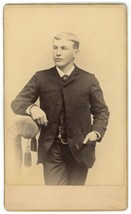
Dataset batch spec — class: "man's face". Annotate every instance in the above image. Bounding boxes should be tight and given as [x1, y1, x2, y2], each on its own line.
[52, 38, 78, 69]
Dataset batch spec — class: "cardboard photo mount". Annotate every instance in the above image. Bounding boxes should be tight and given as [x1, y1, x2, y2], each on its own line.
[4, 3, 127, 211]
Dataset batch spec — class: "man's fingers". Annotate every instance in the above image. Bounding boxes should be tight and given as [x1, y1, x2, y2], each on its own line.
[83, 132, 98, 144]
[44, 122, 48, 126]
[39, 117, 45, 125]
[30, 107, 48, 125]
[36, 118, 42, 125]
[43, 113, 48, 124]
[35, 115, 48, 125]
[83, 134, 90, 144]
[42, 113, 48, 126]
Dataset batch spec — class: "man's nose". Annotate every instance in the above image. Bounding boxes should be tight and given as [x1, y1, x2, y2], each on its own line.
[56, 49, 61, 56]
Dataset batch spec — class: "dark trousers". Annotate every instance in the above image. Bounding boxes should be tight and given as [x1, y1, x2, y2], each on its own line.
[43, 140, 88, 185]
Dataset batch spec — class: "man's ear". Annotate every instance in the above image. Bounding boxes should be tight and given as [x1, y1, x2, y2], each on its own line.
[74, 49, 79, 58]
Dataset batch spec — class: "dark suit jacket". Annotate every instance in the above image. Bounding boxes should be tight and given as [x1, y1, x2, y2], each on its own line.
[11, 65, 110, 168]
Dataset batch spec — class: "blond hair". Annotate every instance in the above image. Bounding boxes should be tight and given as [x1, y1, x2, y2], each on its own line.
[54, 32, 80, 49]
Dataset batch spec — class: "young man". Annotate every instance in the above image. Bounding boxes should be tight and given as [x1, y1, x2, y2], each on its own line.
[11, 32, 110, 185]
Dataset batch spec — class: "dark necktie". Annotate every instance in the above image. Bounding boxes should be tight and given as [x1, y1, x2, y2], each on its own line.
[62, 75, 69, 81]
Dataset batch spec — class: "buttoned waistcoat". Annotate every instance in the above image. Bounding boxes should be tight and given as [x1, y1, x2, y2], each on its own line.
[11, 65, 110, 168]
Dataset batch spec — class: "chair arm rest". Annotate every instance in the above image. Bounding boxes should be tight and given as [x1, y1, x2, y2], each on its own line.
[14, 115, 39, 139]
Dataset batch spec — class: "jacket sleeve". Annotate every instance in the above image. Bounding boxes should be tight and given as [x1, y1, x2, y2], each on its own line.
[89, 74, 110, 141]
[11, 73, 39, 115]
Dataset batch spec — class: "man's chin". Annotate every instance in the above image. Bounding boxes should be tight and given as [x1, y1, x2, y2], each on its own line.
[55, 63, 65, 69]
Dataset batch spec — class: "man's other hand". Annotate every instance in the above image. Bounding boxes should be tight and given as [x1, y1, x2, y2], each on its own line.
[83, 131, 98, 144]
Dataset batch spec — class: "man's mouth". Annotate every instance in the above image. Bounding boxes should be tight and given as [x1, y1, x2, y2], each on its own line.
[55, 58, 63, 61]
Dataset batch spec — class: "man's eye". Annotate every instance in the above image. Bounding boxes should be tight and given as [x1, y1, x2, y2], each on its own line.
[62, 47, 68, 50]
[53, 46, 57, 49]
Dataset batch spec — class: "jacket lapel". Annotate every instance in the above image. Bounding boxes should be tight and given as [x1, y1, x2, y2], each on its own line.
[64, 66, 79, 86]
[50, 65, 79, 87]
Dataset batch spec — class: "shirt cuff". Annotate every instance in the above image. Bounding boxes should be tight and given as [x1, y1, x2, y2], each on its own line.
[93, 131, 101, 140]
[26, 104, 38, 115]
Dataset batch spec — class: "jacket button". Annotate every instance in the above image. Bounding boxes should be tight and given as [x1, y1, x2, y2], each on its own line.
[56, 104, 60, 108]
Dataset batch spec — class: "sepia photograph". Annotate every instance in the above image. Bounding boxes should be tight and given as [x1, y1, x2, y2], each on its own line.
[4, 4, 127, 211]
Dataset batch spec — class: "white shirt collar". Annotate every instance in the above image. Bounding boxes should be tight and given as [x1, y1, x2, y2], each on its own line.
[56, 65, 75, 77]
